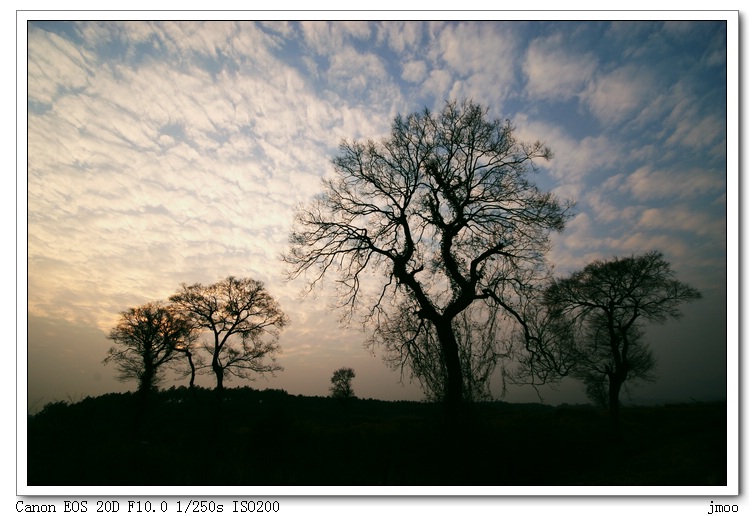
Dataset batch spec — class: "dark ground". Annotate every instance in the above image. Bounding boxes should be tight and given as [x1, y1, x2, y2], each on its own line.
[26, 386, 727, 486]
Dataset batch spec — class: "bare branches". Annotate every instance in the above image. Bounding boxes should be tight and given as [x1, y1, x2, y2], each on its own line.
[546, 251, 702, 327]
[286, 99, 568, 318]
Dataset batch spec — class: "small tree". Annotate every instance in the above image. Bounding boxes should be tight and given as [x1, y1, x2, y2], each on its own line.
[330, 367, 356, 399]
[169, 276, 289, 392]
[544, 251, 701, 427]
[104, 302, 192, 396]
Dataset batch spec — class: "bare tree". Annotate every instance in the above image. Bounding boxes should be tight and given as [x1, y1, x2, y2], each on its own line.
[330, 367, 356, 399]
[104, 302, 192, 395]
[285, 99, 571, 414]
[544, 251, 701, 426]
[169, 276, 289, 392]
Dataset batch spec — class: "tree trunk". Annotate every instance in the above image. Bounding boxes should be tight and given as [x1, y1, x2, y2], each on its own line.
[214, 367, 224, 392]
[139, 359, 155, 395]
[436, 319, 464, 419]
[185, 350, 196, 389]
[607, 376, 621, 430]
[210, 356, 225, 437]
[134, 363, 154, 440]
[212, 356, 224, 393]
[607, 367, 628, 433]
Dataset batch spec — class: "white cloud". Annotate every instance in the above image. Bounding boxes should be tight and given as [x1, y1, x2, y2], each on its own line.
[27, 26, 94, 106]
[523, 33, 597, 101]
[76, 20, 156, 50]
[584, 64, 654, 126]
[609, 232, 690, 260]
[376, 21, 423, 54]
[512, 114, 622, 188]
[438, 22, 516, 76]
[420, 69, 453, 101]
[433, 22, 519, 105]
[549, 212, 609, 275]
[401, 60, 426, 83]
[637, 205, 725, 240]
[585, 190, 642, 225]
[622, 165, 725, 202]
[299, 21, 372, 57]
[26, 21, 402, 334]
[325, 46, 394, 103]
[666, 105, 726, 156]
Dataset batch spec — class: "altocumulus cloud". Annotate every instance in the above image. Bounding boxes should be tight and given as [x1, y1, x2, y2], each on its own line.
[24, 19, 731, 408]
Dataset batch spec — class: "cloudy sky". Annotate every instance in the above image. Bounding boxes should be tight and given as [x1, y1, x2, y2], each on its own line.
[22, 17, 733, 413]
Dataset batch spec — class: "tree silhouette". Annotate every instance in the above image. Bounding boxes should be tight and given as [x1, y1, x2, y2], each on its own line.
[285, 99, 570, 414]
[543, 251, 702, 427]
[169, 276, 289, 393]
[330, 367, 356, 399]
[104, 302, 192, 396]
[170, 332, 201, 390]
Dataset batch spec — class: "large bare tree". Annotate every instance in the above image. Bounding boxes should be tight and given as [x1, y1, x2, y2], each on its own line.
[544, 251, 702, 427]
[169, 276, 289, 392]
[285, 100, 571, 412]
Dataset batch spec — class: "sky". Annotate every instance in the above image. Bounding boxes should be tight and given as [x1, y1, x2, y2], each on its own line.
[21, 16, 734, 414]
